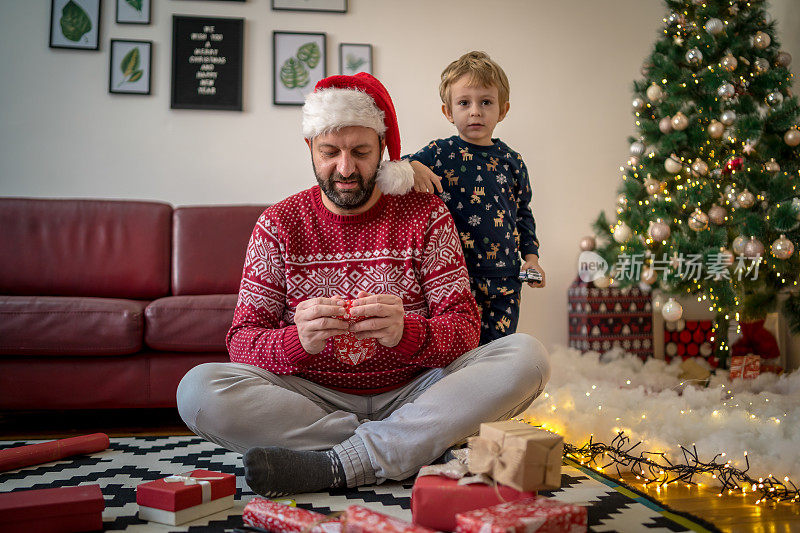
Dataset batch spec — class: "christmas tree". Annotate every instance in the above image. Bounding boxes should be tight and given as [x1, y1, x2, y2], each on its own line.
[592, 0, 800, 367]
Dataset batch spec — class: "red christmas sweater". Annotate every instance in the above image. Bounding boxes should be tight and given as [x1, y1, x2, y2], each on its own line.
[226, 186, 481, 394]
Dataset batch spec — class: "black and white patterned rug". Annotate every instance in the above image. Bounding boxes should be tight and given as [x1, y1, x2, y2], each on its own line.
[0, 436, 720, 532]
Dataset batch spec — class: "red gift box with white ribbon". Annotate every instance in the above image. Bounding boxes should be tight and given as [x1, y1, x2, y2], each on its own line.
[729, 354, 761, 380]
[136, 469, 236, 525]
[455, 497, 587, 533]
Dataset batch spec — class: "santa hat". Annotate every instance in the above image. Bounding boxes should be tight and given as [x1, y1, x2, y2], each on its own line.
[302, 72, 414, 195]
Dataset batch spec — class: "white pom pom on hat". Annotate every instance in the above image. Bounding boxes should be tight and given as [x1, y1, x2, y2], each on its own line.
[302, 72, 414, 195]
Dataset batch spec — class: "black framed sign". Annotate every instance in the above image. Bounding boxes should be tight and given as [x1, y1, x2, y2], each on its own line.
[171, 15, 244, 111]
[49, 0, 101, 50]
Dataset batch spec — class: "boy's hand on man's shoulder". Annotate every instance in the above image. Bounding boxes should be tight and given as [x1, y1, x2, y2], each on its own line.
[410, 160, 443, 194]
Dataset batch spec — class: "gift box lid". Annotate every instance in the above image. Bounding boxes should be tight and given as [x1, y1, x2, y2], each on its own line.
[0, 484, 104, 523]
[136, 469, 236, 512]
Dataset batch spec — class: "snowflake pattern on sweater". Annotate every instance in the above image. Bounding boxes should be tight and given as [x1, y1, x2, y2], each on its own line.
[408, 136, 539, 277]
[226, 186, 481, 394]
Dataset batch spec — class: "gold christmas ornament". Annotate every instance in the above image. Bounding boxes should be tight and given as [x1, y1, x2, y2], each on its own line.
[776, 51, 793, 67]
[708, 204, 727, 225]
[659, 117, 673, 134]
[644, 178, 661, 195]
[720, 54, 738, 71]
[691, 158, 708, 176]
[641, 267, 658, 285]
[626, 156, 640, 169]
[737, 189, 755, 208]
[766, 91, 784, 106]
[685, 48, 703, 65]
[784, 129, 800, 147]
[671, 112, 689, 131]
[646, 83, 664, 102]
[592, 275, 612, 289]
[753, 31, 771, 50]
[662, 298, 683, 322]
[754, 57, 770, 74]
[632, 97, 646, 112]
[580, 236, 597, 252]
[617, 194, 628, 207]
[688, 209, 709, 231]
[764, 158, 781, 172]
[648, 220, 671, 241]
[664, 154, 683, 173]
[613, 222, 632, 243]
[708, 120, 725, 139]
[743, 237, 765, 258]
[771, 235, 794, 260]
[732, 235, 748, 255]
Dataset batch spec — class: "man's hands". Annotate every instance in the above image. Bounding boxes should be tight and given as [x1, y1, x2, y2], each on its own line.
[295, 292, 406, 353]
[347, 291, 405, 348]
[410, 160, 443, 194]
[522, 254, 546, 288]
[294, 296, 348, 354]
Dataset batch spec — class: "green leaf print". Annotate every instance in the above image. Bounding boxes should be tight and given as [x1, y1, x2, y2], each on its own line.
[125, 0, 143, 11]
[60, 0, 92, 42]
[120, 47, 140, 78]
[297, 42, 321, 68]
[129, 70, 143, 82]
[280, 57, 310, 89]
[345, 54, 366, 73]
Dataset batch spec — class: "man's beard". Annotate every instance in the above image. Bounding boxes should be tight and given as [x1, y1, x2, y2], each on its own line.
[314, 162, 379, 210]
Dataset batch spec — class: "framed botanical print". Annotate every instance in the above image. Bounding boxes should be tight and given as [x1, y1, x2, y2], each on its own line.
[109, 40, 152, 95]
[116, 0, 151, 25]
[50, 0, 101, 50]
[339, 43, 372, 75]
[273, 31, 326, 106]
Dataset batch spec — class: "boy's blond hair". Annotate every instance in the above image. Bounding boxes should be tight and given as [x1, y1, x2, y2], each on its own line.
[439, 51, 510, 112]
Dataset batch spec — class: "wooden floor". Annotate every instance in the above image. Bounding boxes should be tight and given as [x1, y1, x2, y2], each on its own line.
[1, 410, 799, 532]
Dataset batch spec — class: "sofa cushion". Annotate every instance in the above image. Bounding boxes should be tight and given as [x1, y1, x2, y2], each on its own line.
[172, 205, 265, 295]
[145, 294, 238, 352]
[0, 198, 172, 299]
[0, 296, 148, 355]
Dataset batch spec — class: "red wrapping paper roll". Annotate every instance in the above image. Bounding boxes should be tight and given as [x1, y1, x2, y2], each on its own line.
[0, 433, 110, 472]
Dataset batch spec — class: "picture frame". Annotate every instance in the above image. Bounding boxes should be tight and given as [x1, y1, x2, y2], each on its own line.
[109, 39, 152, 95]
[116, 0, 151, 25]
[339, 43, 372, 75]
[271, 0, 346, 13]
[49, 0, 101, 50]
[273, 31, 326, 106]
[171, 16, 245, 111]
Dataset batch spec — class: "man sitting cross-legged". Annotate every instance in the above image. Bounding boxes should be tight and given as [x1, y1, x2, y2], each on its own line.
[176, 73, 551, 497]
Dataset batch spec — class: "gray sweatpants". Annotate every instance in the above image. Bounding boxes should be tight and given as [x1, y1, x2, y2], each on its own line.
[176, 332, 550, 485]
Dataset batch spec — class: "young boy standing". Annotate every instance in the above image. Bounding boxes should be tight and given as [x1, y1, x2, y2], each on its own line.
[408, 51, 545, 345]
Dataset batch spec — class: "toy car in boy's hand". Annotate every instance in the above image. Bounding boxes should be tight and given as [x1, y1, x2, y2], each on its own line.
[519, 269, 543, 284]
[334, 300, 377, 366]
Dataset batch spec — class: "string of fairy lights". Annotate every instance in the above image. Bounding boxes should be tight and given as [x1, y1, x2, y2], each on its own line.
[560, 432, 798, 505]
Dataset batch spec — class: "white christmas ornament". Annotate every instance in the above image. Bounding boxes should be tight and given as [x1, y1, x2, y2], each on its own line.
[717, 83, 736, 99]
[720, 110, 736, 125]
[630, 141, 646, 157]
[662, 298, 683, 322]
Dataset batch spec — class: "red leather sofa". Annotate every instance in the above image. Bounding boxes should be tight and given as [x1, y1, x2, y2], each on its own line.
[0, 198, 265, 410]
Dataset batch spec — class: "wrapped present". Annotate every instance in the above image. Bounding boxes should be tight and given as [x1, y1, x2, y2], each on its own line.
[0, 433, 109, 473]
[729, 354, 761, 380]
[0, 484, 104, 533]
[136, 469, 236, 526]
[468, 420, 562, 492]
[731, 319, 780, 360]
[411, 471, 537, 532]
[455, 497, 587, 533]
[344, 505, 435, 533]
[243, 498, 341, 533]
[334, 300, 377, 365]
[664, 320, 717, 367]
[567, 276, 652, 359]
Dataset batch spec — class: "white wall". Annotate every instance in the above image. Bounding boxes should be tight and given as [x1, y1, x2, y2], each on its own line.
[1, 0, 798, 351]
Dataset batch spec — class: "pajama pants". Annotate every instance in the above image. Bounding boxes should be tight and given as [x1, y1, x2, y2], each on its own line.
[176, 333, 550, 485]
[471, 276, 522, 345]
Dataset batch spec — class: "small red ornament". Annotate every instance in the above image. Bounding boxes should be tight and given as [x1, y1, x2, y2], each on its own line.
[723, 156, 744, 174]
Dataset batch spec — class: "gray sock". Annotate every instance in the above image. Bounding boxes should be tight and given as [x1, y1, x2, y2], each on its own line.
[243, 446, 345, 497]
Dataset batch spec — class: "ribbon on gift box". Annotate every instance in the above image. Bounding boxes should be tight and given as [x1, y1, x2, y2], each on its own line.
[467, 436, 529, 481]
[164, 473, 225, 504]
